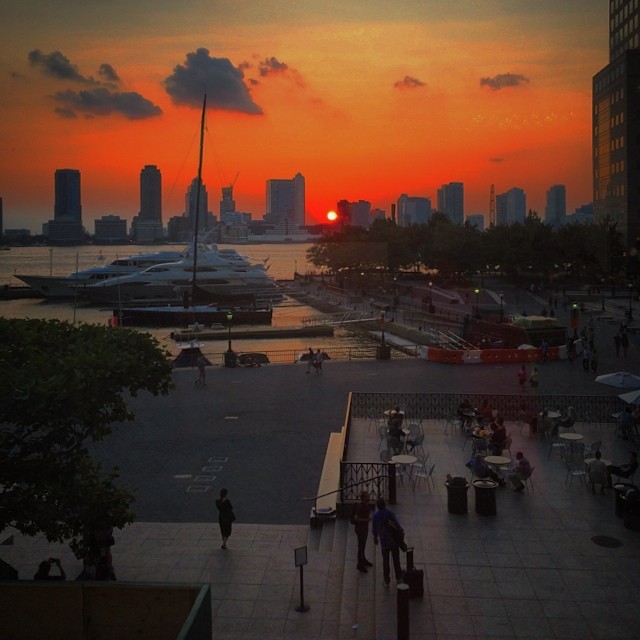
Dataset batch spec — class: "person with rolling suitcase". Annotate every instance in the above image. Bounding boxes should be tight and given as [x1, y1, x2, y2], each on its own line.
[403, 547, 424, 598]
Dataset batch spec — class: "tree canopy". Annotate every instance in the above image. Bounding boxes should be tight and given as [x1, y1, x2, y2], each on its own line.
[0, 318, 174, 554]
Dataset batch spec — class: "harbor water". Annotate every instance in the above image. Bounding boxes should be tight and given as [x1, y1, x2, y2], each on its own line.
[0, 243, 377, 358]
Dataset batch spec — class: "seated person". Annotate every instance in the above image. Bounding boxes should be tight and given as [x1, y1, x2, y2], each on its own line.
[558, 406, 577, 430]
[588, 451, 607, 494]
[387, 407, 404, 439]
[539, 410, 556, 438]
[607, 451, 639, 487]
[488, 417, 507, 455]
[479, 399, 493, 423]
[508, 451, 531, 493]
[466, 453, 505, 485]
[457, 399, 473, 428]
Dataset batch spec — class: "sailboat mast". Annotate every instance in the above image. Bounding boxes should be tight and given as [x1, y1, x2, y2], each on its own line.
[190, 94, 207, 306]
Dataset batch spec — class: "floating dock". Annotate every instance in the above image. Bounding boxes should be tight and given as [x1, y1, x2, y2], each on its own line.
[170, 324, 334, 342]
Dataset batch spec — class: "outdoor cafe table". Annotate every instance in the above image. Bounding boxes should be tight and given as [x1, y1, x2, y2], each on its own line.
[484, 455, 511, 482]
[391, 454, 417, 484]
[585, 457, 611, 467]
[559, 433, 584, 441]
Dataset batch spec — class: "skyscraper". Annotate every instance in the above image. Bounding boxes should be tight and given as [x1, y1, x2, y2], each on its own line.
[436, 182, 464, 224]
[545, 185, 566, 229]
[593, 0, 640, 254]
[265, 173, 305, 227]
[185, 177, 210, 233]
[397, 194, 431, 226]
[54, 169, 81, 220]
[140, 165, 162, 222]
[496, 188, 526, 226]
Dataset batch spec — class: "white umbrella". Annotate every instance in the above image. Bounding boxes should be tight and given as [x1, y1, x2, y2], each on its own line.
[595, 372, 640, 389]
[618, 389, 640, 405]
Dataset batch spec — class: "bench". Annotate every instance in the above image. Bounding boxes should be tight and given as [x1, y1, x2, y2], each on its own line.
[310, 431, 344, 526]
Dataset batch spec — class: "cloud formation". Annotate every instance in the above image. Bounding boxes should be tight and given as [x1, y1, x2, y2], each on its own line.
[480, 73, 530, 91]
[393, 76, 426, 90]
[258, 56, 288, 77]
[28, 49, 88, 83]
[165, 48, 263, 115]
[28, 49, 162, 119]
[53, 88, 162, 120]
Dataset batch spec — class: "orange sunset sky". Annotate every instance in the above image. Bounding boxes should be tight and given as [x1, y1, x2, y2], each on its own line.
[1, 1, 609, 233]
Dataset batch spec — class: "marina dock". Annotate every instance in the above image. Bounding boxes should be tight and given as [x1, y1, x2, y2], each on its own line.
[170, 324, 334, 342]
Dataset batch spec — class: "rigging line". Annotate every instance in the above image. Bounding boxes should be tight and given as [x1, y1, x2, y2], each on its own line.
[165, 120, 200, 207]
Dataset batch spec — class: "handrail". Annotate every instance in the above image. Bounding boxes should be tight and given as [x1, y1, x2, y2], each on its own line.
[304, 474, 388, 502]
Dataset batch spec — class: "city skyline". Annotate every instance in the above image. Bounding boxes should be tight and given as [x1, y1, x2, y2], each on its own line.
[2, 1, 608, 232]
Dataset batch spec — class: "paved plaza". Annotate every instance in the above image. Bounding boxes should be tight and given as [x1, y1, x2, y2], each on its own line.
[2, 288, 640, 639]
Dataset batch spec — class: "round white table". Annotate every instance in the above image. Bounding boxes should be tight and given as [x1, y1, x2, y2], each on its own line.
[391, 454, 417, 465]
[559, 433, 584, 441]
[585, 457, 611, 466]
[484, 455, 511, 466]
[547, 411, 561, 419]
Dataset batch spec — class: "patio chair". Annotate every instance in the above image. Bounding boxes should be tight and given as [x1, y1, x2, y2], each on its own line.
[377, 425, 387, 450]
[521, 466, 535, 492]
[367, 408, 384, 433]
[548, 436, 565, 459]
[406, 432, 425, 457]
[564, 459, 588, 488]
[584, 439, 602, 458]
[411, 454, 430, 488]
[444, 415, 460, 434]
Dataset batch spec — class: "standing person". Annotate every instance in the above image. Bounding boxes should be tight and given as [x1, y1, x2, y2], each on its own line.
[305, 347, 314, 373]
[372, 498, 404, 587]
[621, 330, 629, 357]
[614, 332, 621, 357]
[351, 491, 373, 573]
[590, 347, 599, 373]
[588, 451, 607, 494]
[529, 366, 539, 392]
[517, 365, 527, 392]
[196, 354, 207, 386]
[34, 558, 66, 581]
[582, 343, 591, 372]
[313, 349, 323, 374]
[540, 339, 549, 363]
[215, 488, 235, 549]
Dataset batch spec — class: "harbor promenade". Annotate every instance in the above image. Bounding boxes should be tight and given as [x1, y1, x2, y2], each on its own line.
[2, 283, 639, 639]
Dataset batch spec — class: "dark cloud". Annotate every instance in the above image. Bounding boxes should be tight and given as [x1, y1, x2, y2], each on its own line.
[54, 106, 77, 119]
[28, 49, 88, 83]
[259, 56, 288, 77]
[99, 63, 120, 84]
[165, 48, 263, 115]
[393, 76, 426, 90]
[480, 73, 530, 91]
[53, 88, 162, 120]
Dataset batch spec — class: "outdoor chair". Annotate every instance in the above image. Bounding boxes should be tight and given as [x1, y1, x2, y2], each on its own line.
[564, 459, 588, 488]
[548, 436, 565, 459]
[521, 466, 535, 492]
[377, 425, 387, 450]
[444, 416, 460, 434]
[584, 439, 602, 458]
[406, 432, 425, 457]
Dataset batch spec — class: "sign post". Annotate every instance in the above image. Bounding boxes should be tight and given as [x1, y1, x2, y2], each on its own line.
[294, 546, 309, 612]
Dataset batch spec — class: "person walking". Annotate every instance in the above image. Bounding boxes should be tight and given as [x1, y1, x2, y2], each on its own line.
[582, 343, 591, 372]
[313, 349, 323, 375]
[215, 488, 235, 549]
[351, 490, 373, 573]
[196, 354, 207, 386]
[590, 347, 599, 373]
[517, 365, 527, 392]
[529, 366, 539, 392]
[305, 347, 314, 373]
[372, 498, 404, 587]
[614, 332, 621, 357]
[621, 330, 629, 357]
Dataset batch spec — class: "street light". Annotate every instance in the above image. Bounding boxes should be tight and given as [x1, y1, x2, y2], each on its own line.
[499, 291, 504, 323]
[629, 283, 634, 321]
[428, 281, 434, 314]
[474, 288, 480, 319]
[223, 311, 236, 367]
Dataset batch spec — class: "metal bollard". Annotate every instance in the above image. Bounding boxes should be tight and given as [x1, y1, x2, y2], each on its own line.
[396, 582, 410, 640]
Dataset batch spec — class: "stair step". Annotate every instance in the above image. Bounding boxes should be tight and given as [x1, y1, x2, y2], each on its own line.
[318, 519, 335, 553]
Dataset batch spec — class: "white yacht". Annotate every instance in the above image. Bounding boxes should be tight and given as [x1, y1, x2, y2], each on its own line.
[83, 247, 280, 305]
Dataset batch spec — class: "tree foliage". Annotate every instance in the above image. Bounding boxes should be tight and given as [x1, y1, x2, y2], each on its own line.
[0, 318, 174, 553]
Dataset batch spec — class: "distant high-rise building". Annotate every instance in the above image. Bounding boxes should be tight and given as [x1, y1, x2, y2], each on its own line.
[49, 169, 84, 244]
[545, 185, 566, 228]
[54, 169, 81, 221]
[335, 199, 372, 227]
[220, 185, 236, 217]
[593, 0, 640, 254]
[496, 188, 526, 225]
[466, 214, 485, 231]
[436, 182, 464, 224]
[94, 215, 128, 244]
[397, 194, 431, 226]
[139, 165, 162, 222]
[185, 177, 210, 233]
[265, 173, 305, 227]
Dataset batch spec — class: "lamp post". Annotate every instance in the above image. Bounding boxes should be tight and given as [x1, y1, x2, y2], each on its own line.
[499, 291, 504, 323]
[474, 288, 480, 319]
[224, 311, 236, 367]
[629, 283, 634, 321]
[428, 281, 434, 314]
[377, 309, 390, 360]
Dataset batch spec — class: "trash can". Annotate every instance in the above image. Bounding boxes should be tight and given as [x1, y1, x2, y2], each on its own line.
[224, 349, 237, 368]
[613, 483, 637, 518]
[473, 479, 498, 516]
[445, 478, 469, 514]
[376, 344, 391, 360]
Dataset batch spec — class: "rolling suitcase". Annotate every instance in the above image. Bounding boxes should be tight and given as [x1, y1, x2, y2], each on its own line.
[404, 547, 424, 598]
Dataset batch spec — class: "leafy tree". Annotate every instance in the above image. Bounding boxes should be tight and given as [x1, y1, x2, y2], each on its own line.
[0, 319, 174, 554]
